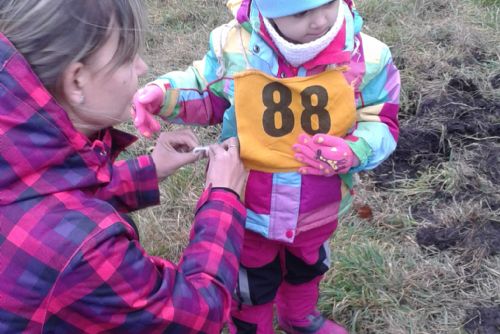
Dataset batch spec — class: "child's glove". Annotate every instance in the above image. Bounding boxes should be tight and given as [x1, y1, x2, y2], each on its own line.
[131, 85, 163, 138]
[292, 133, 359, 175]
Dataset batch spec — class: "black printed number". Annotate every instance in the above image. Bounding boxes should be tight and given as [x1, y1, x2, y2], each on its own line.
[261, 83, 331, 137]
[300, 85, 330, 135]
[262, 82, 294, 137]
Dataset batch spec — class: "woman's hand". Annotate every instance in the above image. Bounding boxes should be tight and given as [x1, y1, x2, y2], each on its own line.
[205, 137, 246, 197]
[151, 129, 200, 180]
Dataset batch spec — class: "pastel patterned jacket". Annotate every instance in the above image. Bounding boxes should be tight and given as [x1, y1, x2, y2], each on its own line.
[153, 0, 400, 243]
[0, 33, 246, 333]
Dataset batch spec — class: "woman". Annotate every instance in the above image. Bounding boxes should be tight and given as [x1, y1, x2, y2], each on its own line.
[0, 1, 246, 333]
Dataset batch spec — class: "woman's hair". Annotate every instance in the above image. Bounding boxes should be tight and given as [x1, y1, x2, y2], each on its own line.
[0, 0, 145, 93]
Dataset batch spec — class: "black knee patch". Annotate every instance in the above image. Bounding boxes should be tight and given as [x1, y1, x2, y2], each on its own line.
[284, 245, 329, 284]
[236, 254, 282, 305]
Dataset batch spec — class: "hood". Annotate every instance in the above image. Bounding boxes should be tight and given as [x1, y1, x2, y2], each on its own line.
[0, 33, 137, 206]
[229, 0, 364, 66]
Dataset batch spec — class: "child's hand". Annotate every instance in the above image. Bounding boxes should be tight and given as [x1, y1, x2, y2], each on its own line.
[292, 133, 359, 176]
[151, 129, 200, 180]
[131, 85, 163, 138]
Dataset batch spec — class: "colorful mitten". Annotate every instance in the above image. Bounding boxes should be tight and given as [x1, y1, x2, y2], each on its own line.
[131, 84, 163, 138]
[292, 133, 359, 175]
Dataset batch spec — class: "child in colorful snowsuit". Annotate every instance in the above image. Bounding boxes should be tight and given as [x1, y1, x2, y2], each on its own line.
[133, 0, 400, 332]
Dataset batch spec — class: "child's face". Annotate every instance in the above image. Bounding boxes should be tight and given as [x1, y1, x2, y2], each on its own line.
[272, 0, 340, 44]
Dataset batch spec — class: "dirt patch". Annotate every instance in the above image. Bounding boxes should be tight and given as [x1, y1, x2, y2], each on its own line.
[416, 220, 500, 257]
[372, 126, 446, 181]
[464, 305, 500, 334]
[370, 72, 500, 262]
[373, 75, 500, 194]
[416, 226, 465, 251]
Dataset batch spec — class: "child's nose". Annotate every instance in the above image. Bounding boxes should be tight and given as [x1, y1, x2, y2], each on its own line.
[310, 11, 329, 29]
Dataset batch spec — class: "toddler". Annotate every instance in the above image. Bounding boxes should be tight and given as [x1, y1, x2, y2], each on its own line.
[134, 0, 400, 332]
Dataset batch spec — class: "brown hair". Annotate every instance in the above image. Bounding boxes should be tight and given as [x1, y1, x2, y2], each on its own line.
[0, 0, 146, 93]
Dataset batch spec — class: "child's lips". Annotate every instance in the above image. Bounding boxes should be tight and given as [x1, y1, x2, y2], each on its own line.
[308, 30, 328, 39]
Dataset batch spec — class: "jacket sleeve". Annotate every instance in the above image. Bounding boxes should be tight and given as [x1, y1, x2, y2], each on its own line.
[91, 155, 160, 213]
[347, 33, 400, 172]
[150, 29, 231, 126]
[45, 188, 246, 334]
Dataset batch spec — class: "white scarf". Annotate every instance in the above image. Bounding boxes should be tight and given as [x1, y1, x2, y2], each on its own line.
[262, 1, 345, 67]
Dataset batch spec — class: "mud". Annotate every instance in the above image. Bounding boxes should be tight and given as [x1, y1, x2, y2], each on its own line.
[464, 306, 500, 334]
[374, 76, 500, 186]
[415, 220, 500, 257]
[369, 72, 500, 326]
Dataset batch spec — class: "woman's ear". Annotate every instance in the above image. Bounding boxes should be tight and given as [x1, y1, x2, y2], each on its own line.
[60, 62, 87, 107]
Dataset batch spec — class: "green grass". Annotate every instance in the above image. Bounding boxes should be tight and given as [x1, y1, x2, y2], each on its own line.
[125, 0, 500, 332]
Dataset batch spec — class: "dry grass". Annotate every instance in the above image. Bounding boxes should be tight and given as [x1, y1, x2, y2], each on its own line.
[123, 0, 500, 332]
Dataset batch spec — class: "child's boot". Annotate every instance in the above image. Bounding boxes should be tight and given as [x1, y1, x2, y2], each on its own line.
[276, 278, 348, 334]
[278, 310, 348, 334]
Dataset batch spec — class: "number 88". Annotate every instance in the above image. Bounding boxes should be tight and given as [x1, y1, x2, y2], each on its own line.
[262, 82, 331, 137]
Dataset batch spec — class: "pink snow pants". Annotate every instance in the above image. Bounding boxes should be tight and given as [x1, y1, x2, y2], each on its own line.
[229, 220, 338, 334]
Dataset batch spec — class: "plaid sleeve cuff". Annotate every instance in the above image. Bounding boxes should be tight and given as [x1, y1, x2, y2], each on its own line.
[132, 155, 161, 208]
[195, 184, 242, 214]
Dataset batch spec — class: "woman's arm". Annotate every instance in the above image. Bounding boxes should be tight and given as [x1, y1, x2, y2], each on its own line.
[45, 188, 246, 333]
[90, 155, 160, 213]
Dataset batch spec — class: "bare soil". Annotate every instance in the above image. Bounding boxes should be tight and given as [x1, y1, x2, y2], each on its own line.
[370, 64, 500, 333]
[464, 306, 500, 334]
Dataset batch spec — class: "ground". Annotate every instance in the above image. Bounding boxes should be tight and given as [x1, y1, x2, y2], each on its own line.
[368, 28, 500, 334]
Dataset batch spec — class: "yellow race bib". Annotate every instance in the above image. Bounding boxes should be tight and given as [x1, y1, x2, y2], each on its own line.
[234, 69, 356, 173]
